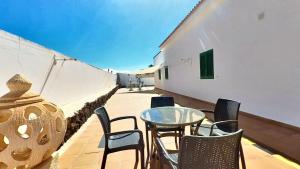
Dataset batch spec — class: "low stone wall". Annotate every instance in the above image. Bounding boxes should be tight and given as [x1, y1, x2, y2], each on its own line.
[64, 86, 119, 142]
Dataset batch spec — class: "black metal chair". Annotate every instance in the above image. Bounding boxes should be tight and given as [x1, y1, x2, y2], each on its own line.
[156, 129, 243, 169]
[95, 107, 145, 169]
[191, 98, 246, 169]
[191, 98, 240, 135]
[145, 97, 183, 166]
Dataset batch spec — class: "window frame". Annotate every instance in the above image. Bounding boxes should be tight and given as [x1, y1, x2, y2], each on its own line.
[164, 66, 169, 80]
[200, 49, 214, 79]
[158, 69, 161, 80]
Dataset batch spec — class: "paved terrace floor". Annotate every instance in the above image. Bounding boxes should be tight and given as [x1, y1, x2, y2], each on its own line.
[36, 87, 299, 169]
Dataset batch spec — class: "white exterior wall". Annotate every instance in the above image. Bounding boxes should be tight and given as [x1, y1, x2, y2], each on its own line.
[141, 77, 155, 86]
[153, 52, 164, 66]
[118, 73, 154, 87]
[118, 73, 138, 87]
[155, 0, 300, 127]
[0, 30, 116, 117]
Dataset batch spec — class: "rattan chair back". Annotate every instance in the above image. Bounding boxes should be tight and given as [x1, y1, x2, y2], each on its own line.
[178, 130, 243, 169]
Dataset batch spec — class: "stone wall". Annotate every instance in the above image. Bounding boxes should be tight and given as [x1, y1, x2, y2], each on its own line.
[64, 86, 119, 142]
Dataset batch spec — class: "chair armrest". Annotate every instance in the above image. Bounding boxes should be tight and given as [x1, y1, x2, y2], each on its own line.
[110, 116, 138, 129]
[155, 137, 178, 165]
[210, 120, 238, 136]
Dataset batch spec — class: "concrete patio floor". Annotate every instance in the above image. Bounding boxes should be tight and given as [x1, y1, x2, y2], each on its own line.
[38, 87, 299, 169]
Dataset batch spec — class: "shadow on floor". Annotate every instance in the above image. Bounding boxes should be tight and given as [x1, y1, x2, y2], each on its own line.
[149, 157, 172, 169]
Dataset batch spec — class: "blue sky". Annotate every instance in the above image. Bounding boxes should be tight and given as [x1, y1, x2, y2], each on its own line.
[0, 0, 199, 72]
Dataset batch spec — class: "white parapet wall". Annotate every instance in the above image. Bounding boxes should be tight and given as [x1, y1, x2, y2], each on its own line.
[154, 0, 300, 127]
[142, 77, 155, 86]
[118, 73, 154, 87]
[0, 30, 117, 117]
[118, 73, 138, 87]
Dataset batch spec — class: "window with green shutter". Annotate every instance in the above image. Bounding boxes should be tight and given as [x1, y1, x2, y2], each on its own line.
[165, 66, 169, 80]
[200, 49, 214, 79]
[158, 69, 161, 80]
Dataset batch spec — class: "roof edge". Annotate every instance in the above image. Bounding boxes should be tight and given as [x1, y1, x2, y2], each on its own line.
[153, 51, 161, 59]
[159, 0, 204, 48]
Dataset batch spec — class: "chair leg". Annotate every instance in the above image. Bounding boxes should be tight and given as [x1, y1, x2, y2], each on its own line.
[136, 149, 139, 163]
[146, 126, 150, 156]
[147, 133, 155, 169]
[101, 150, 108, 169]
[140, 148, 145, 169]
[190, 126, 194, 135]
[132, 149, 139, 169]
[150, 133, 155, 157]
[240, 143, 246, 169]
[179, 127, 185, 144]
[174, 131, 178, 149]
[181, 127, 185, 136]
[145, 126, 150, 168]
[159, 160, 164, 169]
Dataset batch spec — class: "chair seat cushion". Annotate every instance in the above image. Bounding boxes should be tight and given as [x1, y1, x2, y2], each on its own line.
[196, 124, 232, 136]
[99, 131, 141, 149]
[169, 152, 178, 162]
[109, 132, 140, 149]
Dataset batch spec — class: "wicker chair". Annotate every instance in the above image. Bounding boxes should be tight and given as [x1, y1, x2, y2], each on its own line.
[145, 97, 184, 165]
[156, 129, 243, 169]
[191, 98, 246, 169]
[95, 107, 145, 169]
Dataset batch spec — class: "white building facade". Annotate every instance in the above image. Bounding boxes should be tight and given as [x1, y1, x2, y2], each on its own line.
[154, 0, 300, 128]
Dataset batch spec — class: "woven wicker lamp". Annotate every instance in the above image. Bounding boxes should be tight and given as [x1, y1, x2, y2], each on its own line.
[0, 74, 66, 169]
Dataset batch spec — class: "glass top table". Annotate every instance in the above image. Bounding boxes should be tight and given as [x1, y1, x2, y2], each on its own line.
[140, 106, 205, 127]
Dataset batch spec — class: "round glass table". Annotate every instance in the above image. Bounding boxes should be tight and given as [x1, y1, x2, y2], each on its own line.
[140, 106, 205, 127]
[140, 106, 205, 167]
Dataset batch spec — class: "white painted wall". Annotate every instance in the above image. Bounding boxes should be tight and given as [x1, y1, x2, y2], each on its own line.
[141, 77, 155, 86]
[154, 0, 300, 127]
[153, 52, 164, 66]
[0, 30, 116, 116]
[118, 73, 138, 87]
[118, 73, 154, 87]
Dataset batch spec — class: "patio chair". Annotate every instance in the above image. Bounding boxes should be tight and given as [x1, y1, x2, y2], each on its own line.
[145, 97, 183, 161]
[156, 129, 243, 169]
[190, 98, 241, 135]
[95, 107, 145, 169]
[191, 98, 246, 169]
[146, 96, 182, 149]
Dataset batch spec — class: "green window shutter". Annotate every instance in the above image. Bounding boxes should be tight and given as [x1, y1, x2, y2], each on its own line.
[200, 49, 214, 79]
[158, 69, 161, 80]
[165, 66, 169, 80]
